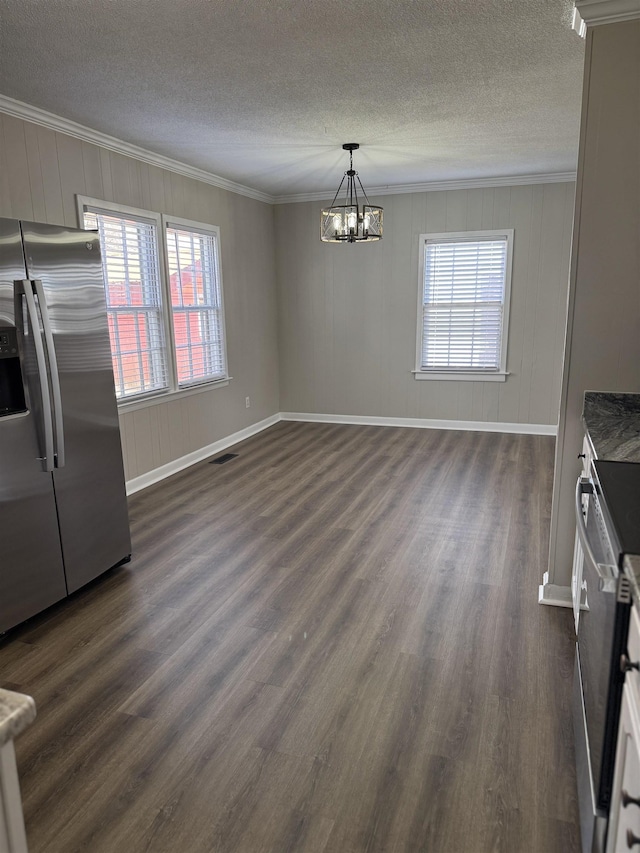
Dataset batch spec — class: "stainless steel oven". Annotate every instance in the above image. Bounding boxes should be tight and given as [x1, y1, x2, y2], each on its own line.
[573, 459, 640, 853]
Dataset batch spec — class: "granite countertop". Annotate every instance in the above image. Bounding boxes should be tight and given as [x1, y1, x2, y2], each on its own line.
[583, 391, 640, 462]
[0, 688, 36, 748]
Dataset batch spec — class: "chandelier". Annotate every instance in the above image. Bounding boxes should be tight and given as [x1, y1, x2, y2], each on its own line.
[321, 143, 383, 243]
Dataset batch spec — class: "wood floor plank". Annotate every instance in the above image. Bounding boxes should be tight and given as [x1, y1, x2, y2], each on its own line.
[0, 423, 580, 852]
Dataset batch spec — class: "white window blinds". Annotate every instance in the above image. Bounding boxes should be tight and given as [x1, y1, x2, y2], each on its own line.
[165, 225, 227, 387]
[420, 236, 509, 372]
[83, 208, 168, 399]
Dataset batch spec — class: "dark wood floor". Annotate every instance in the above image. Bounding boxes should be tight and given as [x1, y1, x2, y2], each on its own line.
[0, 422, 580, 852]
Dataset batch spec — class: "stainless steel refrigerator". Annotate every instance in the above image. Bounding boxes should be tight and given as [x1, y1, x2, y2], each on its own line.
[0, 217, 131, 634]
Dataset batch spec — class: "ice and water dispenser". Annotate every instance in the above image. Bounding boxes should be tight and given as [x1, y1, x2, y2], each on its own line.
[0, 325, 26, 417]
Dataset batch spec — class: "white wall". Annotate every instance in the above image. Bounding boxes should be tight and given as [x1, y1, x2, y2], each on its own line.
[275, 183, 575, 427]
[547, 20, 640, 592]
[0, 113, 280, 482]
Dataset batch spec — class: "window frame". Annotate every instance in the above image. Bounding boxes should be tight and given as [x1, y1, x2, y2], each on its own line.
[162, 214, 229, 392]
[76, 196, 230, 410]
[414, 229, 514, 382]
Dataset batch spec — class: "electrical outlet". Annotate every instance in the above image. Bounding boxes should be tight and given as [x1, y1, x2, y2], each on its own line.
[245, 396, 251, 408]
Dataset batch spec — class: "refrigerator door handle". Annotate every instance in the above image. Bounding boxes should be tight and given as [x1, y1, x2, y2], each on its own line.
[33, 279, 65, 468]
[17, 280, 55, 473]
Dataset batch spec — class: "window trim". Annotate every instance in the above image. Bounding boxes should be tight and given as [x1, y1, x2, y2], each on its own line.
[414, 229, 514, 382]
[78, 198, 172, 402]
[162, 214, 229, 392]
[76, 196, 231, 408]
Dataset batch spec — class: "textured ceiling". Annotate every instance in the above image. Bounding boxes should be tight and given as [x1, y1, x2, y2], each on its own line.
[0, 0, 585, 198]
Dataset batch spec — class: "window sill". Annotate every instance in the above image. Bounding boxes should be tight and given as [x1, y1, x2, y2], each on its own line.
[412, 371, 508, 383]
[117, 377, 232, 413]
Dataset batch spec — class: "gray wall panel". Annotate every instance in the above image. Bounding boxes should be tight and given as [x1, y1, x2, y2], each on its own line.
[0, 113, 280, 482]
[275, 182, 575, 426]
[1, 109, 576, 490]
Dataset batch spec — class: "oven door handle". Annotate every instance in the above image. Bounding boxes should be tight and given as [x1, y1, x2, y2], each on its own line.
[575, 476, 617, 592]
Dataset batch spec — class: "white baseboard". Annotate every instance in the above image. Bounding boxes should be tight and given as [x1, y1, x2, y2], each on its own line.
[125, 414, 281, 495]
[538, 571, 573, 608]
[280, 412, 558, 436]
[126, 411, 557, 495]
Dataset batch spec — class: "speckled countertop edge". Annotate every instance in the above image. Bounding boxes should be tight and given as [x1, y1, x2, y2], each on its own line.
[0, 688, 36, 747]
[582, 391, 640, 463]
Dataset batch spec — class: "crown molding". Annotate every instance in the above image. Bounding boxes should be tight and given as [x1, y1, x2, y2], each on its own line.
[275, 172, 578, 204]
[0, 94, 275, 205]
[573, 0, 640, 36]
[0, 94, 577, 206]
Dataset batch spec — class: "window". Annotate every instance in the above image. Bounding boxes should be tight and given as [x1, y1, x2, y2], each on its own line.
[83, 206, 168, 399]
[415, 230, 513, 381]
[165, 221, 227, 388]
[78, 197, 229, 403]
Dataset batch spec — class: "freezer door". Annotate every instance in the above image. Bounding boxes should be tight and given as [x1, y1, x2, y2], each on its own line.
[21, 221, 131, 594]
[0, 218, 67, 633]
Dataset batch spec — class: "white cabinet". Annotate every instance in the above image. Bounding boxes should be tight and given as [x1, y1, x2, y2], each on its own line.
[572, 435, 593, 633]
[608, 608, 640, 852]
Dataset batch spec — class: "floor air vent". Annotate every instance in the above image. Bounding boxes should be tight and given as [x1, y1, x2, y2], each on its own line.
[210, 453, 238, 465]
